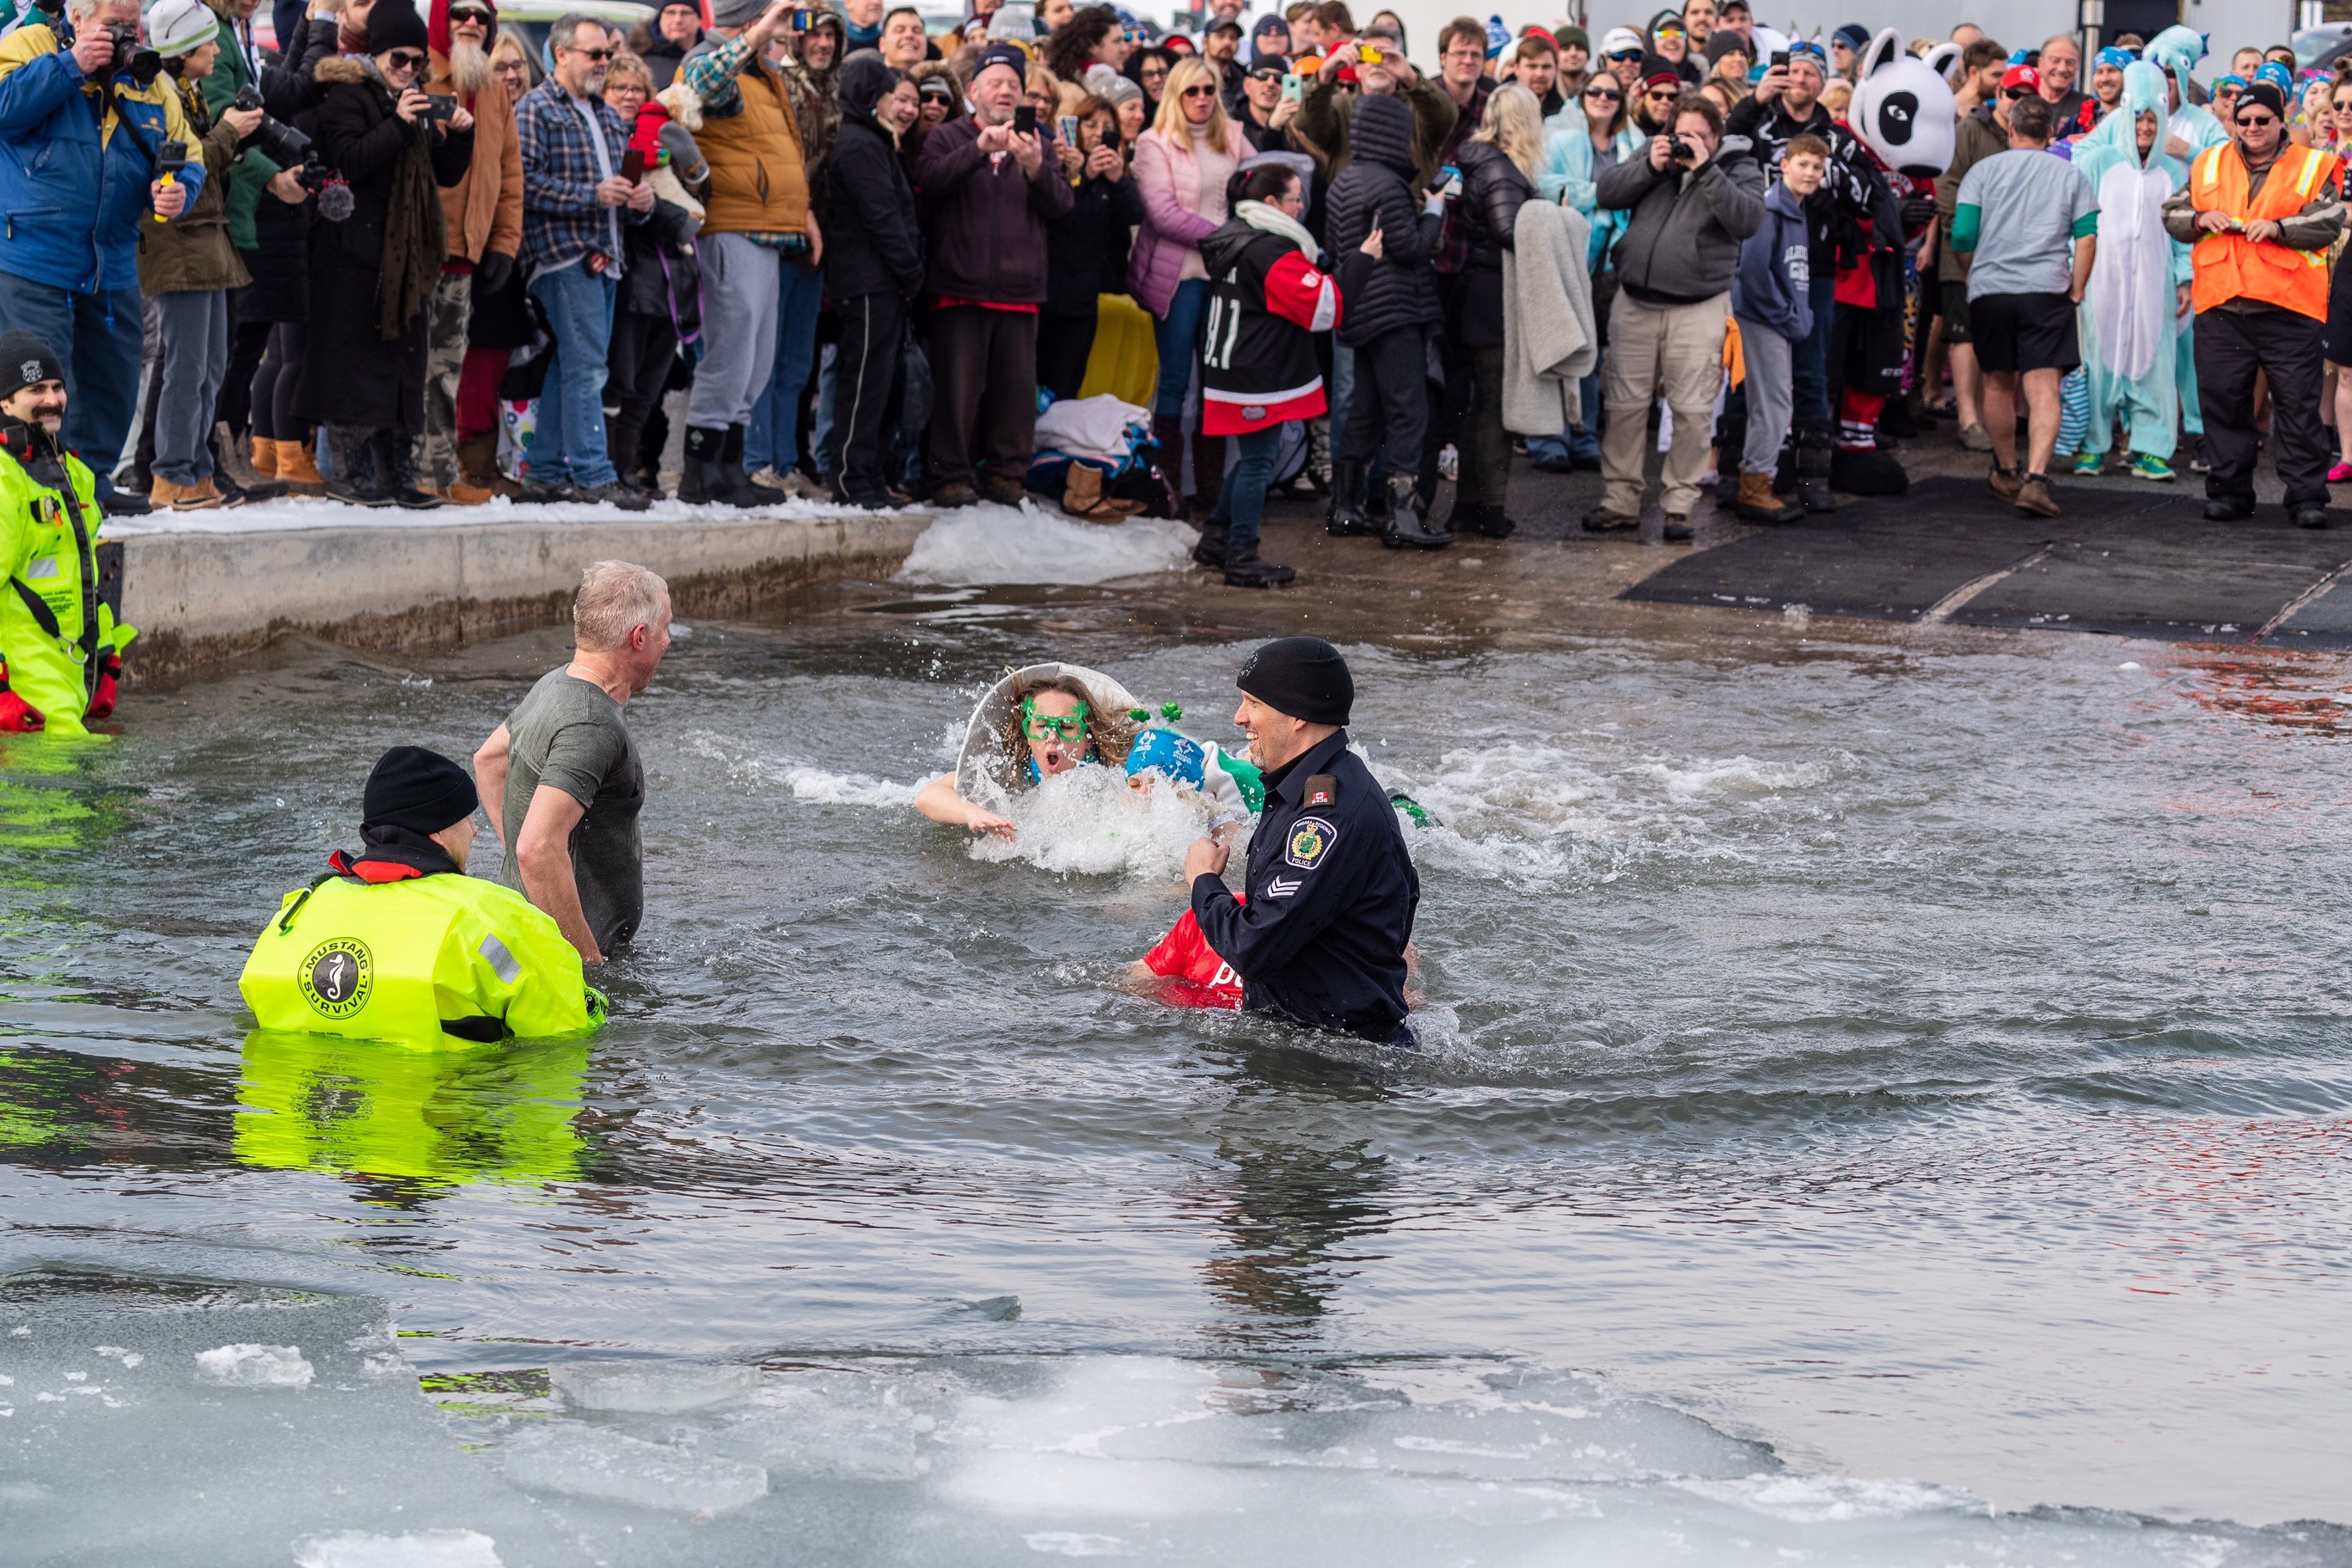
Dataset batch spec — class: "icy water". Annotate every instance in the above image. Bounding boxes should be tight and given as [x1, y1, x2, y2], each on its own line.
[4, 560, 2351, 1566]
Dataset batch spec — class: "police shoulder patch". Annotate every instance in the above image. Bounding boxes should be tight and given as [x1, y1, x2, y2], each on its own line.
[1284, 814, 1338, 869]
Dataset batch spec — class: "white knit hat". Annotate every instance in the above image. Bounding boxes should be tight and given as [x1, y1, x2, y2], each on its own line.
[148, 0, 221, 58]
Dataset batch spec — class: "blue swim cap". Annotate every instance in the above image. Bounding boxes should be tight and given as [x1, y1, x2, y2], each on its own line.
[2255, 60, 2294, 94]
[1125, 728, 1205, 787]
[2095, 46, 2134, 69]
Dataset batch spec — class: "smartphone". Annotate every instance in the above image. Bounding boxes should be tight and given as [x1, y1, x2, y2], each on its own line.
[1103, 122, 1121, 153]
[1057, 113, 1079, 145]
[622, 146, 646, 184]
[1770, 49, 1788, 69]
[1438, 163, 1461, 196]
[1282, 70, 1303, 100]
[424, 93, 456, 119]
[789, 7, 809, 28]
[1014, 104, 1037, 137]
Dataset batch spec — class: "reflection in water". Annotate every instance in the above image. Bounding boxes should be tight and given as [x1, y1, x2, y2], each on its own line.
[1192, 1056, 1395, 1345]
[2171, 647, 2352, 734]
[0, 737, 113, 854]
[234, 1032, 592, 1188]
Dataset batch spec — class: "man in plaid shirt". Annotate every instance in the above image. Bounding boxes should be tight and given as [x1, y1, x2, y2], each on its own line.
[517, 13, 652, 506]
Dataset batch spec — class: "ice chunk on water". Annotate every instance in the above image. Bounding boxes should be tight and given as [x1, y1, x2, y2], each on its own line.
[896, 504, 1192, 586]
[1023, 1532, 1135, 1557]
[195, 1343, 315, 1389]
[500, 1422, 769, 1515]
[704, 1376, 928, 1481]
[292, 1528, 505, 1568]
[548, 1360, 758, 1415]
[1677, 1472, 1984, 1523]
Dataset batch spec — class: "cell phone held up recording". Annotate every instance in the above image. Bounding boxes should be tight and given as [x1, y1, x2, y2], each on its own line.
[1014, 105, 1037, 138]
[1282, 71, 1303, 101]
[423, 94, 457, 120]
[1103, 122, 1121, 153]
[790, 7, 809, 28]
[1058, 113, 1079, 146]
[622, 147, 646, 184]
[1771, 49, 1789, 70]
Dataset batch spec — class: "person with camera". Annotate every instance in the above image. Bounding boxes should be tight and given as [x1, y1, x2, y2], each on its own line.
[0, 0, 210, 515]
[134, 0, 266, 510]
[297, 0, 477, 507]
[819, 53, 922, 509]
[676, 0, 818, 506]
[913, 41, 1072, 507]
[1589, 89, 1762, 540]
[408, 0, 521, 504]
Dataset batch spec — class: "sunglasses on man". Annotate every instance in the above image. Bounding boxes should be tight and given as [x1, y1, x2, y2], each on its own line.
[566, 45, 616, 60]
[1607, 48, 1645, 61]
[2236, 111, 2278, 126]
[447, 4, 493, 21]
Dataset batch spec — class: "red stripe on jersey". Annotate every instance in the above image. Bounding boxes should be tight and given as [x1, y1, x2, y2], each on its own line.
[1264, 250, 1344, 334]
[1201, 383, 1327, 437]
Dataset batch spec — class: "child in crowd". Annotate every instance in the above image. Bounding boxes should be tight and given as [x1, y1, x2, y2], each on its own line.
[1729, 134, 1823, 524]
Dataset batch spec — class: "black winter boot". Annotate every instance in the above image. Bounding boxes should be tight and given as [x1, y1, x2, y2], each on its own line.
[1794, 420, 1837, 513]
[325, 426, 390, 506]
[1222, 544, 1295, 587]
[1382, 474, 1452, 549]
[373, 432, 442, 509]
[720, 424, 764, 505]
[682, 426, 759, 507]
[1326, 459, 1377, 536]
[1151, 413, 1185, 504]
[1192, 516, 1231, 568]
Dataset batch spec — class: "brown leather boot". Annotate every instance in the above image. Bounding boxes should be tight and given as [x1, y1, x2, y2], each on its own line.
[274, 435, 327, 493]
[249, 436, 280, 481]
[457, 429, 510, 496]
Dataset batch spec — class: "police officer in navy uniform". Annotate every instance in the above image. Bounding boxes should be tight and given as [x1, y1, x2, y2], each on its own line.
[1185, 637, 1418, 1044]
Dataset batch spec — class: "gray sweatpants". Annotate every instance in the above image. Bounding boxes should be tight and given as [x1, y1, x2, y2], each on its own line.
[686, 232, 780, 431]
[152, 289, 228, 486]
[1736, 315, 1795, 478]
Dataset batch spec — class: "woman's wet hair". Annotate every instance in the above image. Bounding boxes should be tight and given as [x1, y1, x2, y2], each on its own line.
[995, 671, 1137, 788]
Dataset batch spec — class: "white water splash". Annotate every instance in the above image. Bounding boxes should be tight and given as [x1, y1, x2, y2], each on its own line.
[968, 765, 1232, 880]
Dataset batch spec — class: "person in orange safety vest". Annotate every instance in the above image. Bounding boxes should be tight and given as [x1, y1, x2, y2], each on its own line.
[2162, 77, 2345, 528]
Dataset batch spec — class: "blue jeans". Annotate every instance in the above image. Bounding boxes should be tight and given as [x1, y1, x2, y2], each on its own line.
[0, 272, 142, 498]
[1794, 272, 1834, 425]
[1152, 278, 1210, 418]
[529, 263, 619, 487]
[809, 343, 837, 476]
[1207, 425, 1282, 552]
[744, 262, 824, 474]
[1528, 364, 1603, 469]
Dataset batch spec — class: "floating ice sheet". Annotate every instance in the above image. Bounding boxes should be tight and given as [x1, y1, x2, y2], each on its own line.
[292, 1529, 506, 1568]
[193, 1343, 314, 1389]
[500, 1423, 769, 1515]
[548, 1361, 758, 1415]
[896, 504, 1192, 586]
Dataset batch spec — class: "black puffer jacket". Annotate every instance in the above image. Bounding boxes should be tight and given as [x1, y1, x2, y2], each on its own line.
[1449, 140, 1534, 347]
[1045, 162, 1143, 315]
[823, 56, 924, 299]
[1320, 94, 1442, 347]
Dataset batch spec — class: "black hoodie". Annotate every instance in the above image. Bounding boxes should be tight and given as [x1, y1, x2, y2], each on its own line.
[823, 55, 925, 299]
[1320, 94, 1443, 346]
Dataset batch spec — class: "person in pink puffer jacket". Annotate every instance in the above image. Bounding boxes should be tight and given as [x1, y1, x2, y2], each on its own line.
[1129, 56, 1240, 517]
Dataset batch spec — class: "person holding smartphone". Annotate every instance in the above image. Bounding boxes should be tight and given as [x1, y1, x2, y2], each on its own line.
[1041, 96, 1143, 401]
[1130, 56, 1242, 519]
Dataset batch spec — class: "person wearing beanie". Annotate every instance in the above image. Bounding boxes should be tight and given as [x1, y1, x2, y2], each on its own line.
[1829, 22, 1868, 82]
[640, 0, 705, 87]
[1552, 24, 1589, 95]
[2162, 76, 2346, 529]
[1249, 13, 1289, 68]
[298, 0, 481, 507]
[676, 0, 819, 506]
[239, 745, 607, 1045]
[0, 0, 208, 515]
[129, 0, 261, 511]
[1182, 637, 1419, 1044]
[913, 39, 1071, 506]
[0, 332, 137, 738]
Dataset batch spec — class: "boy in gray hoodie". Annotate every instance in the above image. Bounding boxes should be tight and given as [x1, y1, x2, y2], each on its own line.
[1729, 134, 1823, 524]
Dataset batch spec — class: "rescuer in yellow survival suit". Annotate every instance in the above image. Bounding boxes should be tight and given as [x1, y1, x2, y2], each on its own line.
[242, 746, 606, 1045]
[0, 332, 134, 737]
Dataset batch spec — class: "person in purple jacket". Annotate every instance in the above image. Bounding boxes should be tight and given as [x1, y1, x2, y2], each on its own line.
[1730, 132, 1822, 524]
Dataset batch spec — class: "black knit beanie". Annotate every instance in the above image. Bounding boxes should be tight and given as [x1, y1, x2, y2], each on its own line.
[0, 332, 64, 401]
[362, 745, 481, 835]
[365, 0, 430, 57]
[1237, 637, 1352, 726]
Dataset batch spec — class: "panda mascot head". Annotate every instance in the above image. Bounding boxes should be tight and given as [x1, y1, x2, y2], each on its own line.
[1848, 26, 1959, 181]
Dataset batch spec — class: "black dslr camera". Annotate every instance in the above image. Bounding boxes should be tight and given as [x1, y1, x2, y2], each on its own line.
[232, 85, 353, 220]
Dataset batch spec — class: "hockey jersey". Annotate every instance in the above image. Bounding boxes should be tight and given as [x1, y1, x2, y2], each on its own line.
[1197, 217, 1343, 438]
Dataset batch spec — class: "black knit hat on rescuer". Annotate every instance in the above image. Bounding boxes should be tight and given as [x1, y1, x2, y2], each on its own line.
[366, 0, 430, 56]
[363, 745, 481, 835]
[1237, 636, 1353, 726]
[0, 332, 64, 401]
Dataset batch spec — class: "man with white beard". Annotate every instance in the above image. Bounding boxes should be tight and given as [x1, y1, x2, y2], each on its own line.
[416, 0, 524, 502]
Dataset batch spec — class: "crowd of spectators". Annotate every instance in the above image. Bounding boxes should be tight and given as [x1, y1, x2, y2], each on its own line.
[2, 0, 2346, 587]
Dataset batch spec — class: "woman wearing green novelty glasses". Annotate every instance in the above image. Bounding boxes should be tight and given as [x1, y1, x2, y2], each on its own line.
[914, 672, 1138, 839]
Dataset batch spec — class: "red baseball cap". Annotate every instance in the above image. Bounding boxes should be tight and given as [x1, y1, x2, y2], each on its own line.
[2000, 64, 2042, 95]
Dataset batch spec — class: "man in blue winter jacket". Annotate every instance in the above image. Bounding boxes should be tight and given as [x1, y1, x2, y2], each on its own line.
[0, 0, 205, 512]
[1729, 132, 1823, 524]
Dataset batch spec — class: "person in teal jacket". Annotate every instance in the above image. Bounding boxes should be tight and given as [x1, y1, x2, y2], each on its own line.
[0, 0, 208, 511]
[2070, 60, 2195, 480]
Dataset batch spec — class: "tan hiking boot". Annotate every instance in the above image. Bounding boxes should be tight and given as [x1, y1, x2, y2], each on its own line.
[275, 437, 327, 493]
[249, 436, 280, 481]
[2015, 473, 2061, 518]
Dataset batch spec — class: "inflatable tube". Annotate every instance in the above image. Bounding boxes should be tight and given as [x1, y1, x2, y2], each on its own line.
[954, 663, 1142, 806]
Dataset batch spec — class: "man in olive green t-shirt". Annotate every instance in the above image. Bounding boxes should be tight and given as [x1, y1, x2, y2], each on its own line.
[475, 561, 672, 964]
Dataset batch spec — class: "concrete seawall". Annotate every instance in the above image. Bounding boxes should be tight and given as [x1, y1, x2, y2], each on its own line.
[118, 507, 931, 678]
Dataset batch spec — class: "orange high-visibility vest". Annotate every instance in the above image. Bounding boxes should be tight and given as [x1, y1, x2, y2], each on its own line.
[2188, 141, 2340, 319]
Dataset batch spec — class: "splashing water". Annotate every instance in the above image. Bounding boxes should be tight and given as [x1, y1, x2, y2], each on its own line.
[967, 766, 1234, 880]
